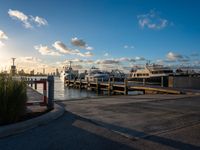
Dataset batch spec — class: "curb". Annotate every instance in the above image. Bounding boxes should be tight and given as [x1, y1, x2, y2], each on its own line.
[0, 104, 65, 138]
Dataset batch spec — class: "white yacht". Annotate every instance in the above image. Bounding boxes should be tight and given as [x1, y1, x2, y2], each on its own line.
[60, 62, 78, 82]
[85, 67, 110, 82]
[130, 63, 173, 78]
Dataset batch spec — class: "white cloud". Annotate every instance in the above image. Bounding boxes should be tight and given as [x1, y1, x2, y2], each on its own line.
[85, 46, 93, 50]
[8, 9, 32, 28]
[31, 16, 48, 26]
[34, 41, 94, 58]
[95, 57, 135, 65]
[0, 41, 5, 47]
[64, 58, 94, 64]
[53, 41, 93, 57]
[165, 52, 191, 64]
[135, 56, 145, 61]
[0, 30, 8, 47]
[71, 37, 93, 50]
[96, 59, 120, 65]
[34, 45, 61, 56]
[137, 10, 169, 30]
[53, 41, 72, 54]
[77, 51, 93, 57]
[124, 45, 134, 49]
[166, 52, 183, 61]
[0, 30, 8, 40]
[8, 9, 48, 29]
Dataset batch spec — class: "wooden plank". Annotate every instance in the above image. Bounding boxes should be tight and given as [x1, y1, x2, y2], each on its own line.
[129, 86, 181, 94]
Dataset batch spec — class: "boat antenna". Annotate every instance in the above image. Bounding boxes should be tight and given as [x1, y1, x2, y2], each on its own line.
[146, 60, 151, 65]
[69, 61, 72, 69]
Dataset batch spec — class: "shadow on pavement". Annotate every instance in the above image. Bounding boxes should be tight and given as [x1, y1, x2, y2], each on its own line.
[0, 112, 136, 150]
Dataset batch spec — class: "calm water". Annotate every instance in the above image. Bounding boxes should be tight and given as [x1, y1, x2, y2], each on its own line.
[28, 76, 97, 100]
[28, 76, 140, 101]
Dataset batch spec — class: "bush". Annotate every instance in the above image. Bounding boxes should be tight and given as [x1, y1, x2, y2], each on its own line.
[0, 75, 27, 125]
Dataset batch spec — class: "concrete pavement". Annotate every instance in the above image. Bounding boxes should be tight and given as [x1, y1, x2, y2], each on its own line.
[0, 94, 200, 150]
[61, 94, 200, 149]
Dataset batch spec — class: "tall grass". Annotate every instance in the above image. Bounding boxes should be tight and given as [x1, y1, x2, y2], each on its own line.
[0, 75, 27, 125]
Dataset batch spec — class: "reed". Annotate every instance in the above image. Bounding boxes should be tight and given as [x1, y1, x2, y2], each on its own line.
[0, 74, 27, 125]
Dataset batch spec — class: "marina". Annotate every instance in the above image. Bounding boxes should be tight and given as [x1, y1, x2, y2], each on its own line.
[1, 1, 200, 149]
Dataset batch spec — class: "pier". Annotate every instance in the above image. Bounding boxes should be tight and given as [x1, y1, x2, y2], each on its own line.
[64, 78, 196, 95]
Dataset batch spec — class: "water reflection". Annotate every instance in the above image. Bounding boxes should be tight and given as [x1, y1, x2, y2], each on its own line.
[31, 77, 97, 100]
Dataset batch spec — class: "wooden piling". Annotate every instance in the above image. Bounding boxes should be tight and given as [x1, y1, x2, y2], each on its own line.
[124, 78, 128, 95]
[30, 78, 33, 87]
[108, 78, 111, 95]
[143, 78, 145, 86]
[96, 79, 100, 95]
[161, 76, 164, 87]
[34, 78, 37, 89]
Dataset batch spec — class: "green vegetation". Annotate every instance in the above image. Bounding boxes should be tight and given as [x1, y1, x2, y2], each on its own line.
[0, 75, 27, 125]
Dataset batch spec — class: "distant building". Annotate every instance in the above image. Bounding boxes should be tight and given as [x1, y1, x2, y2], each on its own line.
[30, 70, 34, 75]
[43, 68, 45, 75]
[56, 68, 59, 76]
[18, 69, 25, 75]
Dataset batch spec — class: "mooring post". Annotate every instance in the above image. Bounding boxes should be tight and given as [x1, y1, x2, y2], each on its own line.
[27, 78, 30, 86]
[143, 78, 145, 86]
[96, 78, 100, 95]
[161, 76, 164, 87]
[43, 80, 47, 105]
[34, 78, 37, 89]
[124, 78, 128, 95]
[108, 78, 111, 95]
[47, 75, 54, 110]
[87, 77, 90, 89]
[30, 78, 33, 87]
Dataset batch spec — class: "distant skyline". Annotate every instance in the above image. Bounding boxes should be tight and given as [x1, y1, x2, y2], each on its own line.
[0, 0, 200, 73]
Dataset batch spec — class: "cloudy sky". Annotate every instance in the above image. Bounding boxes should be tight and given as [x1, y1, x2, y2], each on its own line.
[0, 0, 200, 73]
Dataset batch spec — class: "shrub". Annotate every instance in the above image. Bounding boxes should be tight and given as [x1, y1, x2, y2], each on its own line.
[0, 75, 27, 125]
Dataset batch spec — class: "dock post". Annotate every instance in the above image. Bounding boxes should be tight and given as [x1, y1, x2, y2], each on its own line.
[124, 78, 128, 95]
[79, 78, 82, 89]
[143, 78, 145, 86]
[43, 80, 47, 105]
[34, 78, 37, 90]
[161, 76, 164, 87]
[30, 78, 33, 87]
[27, 78, 30, 86]
[47, 75, 54, 110]
[96, 78, 100, 95]
[87, 77, 90, 89]
[108, 78, 111, 95]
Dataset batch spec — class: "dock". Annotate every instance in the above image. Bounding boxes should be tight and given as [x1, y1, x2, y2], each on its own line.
[64, 78, 194, 95]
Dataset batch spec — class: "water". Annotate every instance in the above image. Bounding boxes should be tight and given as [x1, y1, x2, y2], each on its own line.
[28, 76, 141, 101]
[28, 76, 97, 100]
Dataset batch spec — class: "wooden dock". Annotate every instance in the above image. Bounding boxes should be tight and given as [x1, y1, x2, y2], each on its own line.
[64, 79, 185, 95]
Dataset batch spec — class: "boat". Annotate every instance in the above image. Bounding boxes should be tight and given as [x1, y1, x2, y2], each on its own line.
[85, 67, 110, 82]
[129, 63, 173, 78]
[109, 69, 126, 81]
[60, 61, 78, 82]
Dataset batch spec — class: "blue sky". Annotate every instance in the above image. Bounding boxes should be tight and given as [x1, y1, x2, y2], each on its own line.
[0, 0, 200, 72]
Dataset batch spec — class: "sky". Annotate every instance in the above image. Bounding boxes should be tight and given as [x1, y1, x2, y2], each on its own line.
[0, 0, 200, 73]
